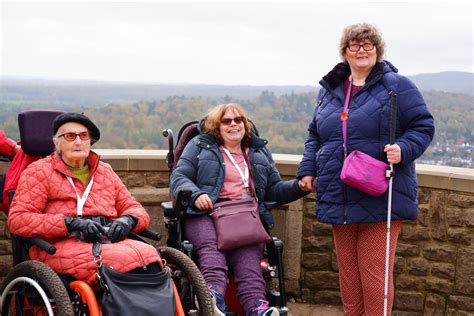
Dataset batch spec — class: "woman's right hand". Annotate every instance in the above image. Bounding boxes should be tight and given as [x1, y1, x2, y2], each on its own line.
[299, 176, 315, 192]
[64, 217, 106, 243]
[194, 194, 213, 211]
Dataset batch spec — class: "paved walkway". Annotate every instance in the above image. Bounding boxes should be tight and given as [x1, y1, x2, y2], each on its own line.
[287, 302, 343, 316]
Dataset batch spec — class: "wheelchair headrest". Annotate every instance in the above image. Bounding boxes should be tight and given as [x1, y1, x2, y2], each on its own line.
[19, 110, 65, 156]
[173, 121, 200, 169]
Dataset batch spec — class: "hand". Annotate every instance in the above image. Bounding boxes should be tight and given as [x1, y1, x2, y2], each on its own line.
[194, 194, 213, 211]
[11, 144, 20, 156]
[107, 215, 138, 243]
[384, 144, 402, 164]
[299, 176, 315, 192]
[64, 217, 106, 243]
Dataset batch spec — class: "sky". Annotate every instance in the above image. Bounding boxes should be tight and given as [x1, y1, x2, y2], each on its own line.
[1, 0, 473, 85]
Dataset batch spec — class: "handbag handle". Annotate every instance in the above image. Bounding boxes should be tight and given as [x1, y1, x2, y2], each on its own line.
[92, 243, 110, 291]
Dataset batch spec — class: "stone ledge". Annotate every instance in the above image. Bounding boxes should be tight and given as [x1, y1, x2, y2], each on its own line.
[2, 150, 473, 193]
[129, 187, 169, 206]
[95, 150, 474, 194]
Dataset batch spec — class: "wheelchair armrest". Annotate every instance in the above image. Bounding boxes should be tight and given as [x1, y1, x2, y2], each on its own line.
[175, 190, 192, 216]
[25, 237, 56, 255]
[161, 201, 173, 212]
[137, 229, 162, 241]
[162, 190, 192, 219]
[264, 201, 277, 210]
[0, 155, 11, 162]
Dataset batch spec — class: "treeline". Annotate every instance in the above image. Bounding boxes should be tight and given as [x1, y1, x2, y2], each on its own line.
[89, 91, 317, 154]
[0, 89, 472, 155]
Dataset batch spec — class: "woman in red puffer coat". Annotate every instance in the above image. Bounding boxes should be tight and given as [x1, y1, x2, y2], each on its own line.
[8, 112, 161, 286]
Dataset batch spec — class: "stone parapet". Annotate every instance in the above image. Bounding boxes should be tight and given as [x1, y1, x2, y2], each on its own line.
[1, 150, 473, 314]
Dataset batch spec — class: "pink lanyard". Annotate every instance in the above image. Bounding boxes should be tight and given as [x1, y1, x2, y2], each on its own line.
[341, 79, 352, 158]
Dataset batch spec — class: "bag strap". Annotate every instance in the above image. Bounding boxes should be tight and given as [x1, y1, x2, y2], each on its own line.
[341, 80, 398, 157]
[93, 243, 110, 291]
[242, 148, 258, 200]
[341, 79, 352, 158]
[93, 242, 102, 257]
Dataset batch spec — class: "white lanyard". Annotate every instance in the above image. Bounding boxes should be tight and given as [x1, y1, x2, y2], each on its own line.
[222, 147, 249, 189]
[66, 176, 94, 217]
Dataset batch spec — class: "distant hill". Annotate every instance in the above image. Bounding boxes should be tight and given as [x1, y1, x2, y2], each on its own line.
[0, 76, 313, 108]
[1, 72, 472, 110]
[408, 71, 473, 96]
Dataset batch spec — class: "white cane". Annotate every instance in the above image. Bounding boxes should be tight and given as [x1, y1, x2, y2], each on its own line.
[383, 91, 398, 316]
[383, 163, 394, 316]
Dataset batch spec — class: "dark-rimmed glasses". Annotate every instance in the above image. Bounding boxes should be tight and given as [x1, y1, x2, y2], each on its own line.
[220, 116, 245, 126]
[347, 42, 375, 52]
[58, 131, 90, 142]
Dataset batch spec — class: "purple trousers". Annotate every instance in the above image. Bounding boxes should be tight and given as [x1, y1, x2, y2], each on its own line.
[183, 215, 266, 313]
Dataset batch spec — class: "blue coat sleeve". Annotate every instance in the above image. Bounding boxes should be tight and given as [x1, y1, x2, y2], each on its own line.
[170, 140, 207, 203]
[394, 77, 435, 165]
[262, 147, 309, 205]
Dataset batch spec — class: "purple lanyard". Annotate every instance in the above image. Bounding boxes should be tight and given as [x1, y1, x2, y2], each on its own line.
[341, 79, 352, 158]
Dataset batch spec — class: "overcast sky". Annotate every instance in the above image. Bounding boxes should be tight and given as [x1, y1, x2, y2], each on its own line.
[1, 0, 473, 85]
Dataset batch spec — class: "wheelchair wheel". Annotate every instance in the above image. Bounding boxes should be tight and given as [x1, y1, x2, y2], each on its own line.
[0, 260, 74, 316]
[158, 246, 214, 316]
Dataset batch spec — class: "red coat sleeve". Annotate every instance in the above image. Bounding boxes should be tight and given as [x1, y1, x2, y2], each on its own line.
[0, 130, 17, 156]
[7, 161, 69, 239]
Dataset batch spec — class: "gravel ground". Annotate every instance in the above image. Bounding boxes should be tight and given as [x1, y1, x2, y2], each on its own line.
[287, 302, 343, 316]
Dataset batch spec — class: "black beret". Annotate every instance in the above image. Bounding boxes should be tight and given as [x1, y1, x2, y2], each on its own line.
[52, 112, 100, 144]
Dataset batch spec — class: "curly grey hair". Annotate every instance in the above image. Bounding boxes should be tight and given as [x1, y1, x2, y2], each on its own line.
[339, 22, 385, 63]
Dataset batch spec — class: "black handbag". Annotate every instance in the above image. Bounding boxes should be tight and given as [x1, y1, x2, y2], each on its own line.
[93, 243, 176, 316]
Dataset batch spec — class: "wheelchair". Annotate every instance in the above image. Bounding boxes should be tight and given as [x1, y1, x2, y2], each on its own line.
[0, 110, 214, 316]
[161, 121, 288, 316]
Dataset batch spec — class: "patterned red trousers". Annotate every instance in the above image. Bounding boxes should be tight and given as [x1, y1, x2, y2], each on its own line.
[332, 221, 402, 316]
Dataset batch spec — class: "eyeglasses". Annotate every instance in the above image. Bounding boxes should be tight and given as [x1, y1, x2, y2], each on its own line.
[220, 116, 245, 126]
[347, 42, 375, 52]
[57, 131, 90, 142]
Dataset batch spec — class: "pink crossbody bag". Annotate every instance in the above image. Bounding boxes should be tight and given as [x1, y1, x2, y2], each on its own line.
[339, 79, 397, 196]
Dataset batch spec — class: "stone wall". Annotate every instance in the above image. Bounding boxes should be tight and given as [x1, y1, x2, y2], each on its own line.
[1, 150, 473, 315]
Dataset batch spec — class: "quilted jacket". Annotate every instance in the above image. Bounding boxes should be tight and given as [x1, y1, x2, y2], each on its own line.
[297, 61, 435, 224]
[170, 130, 308, 228]
[8, 151, 160, 285]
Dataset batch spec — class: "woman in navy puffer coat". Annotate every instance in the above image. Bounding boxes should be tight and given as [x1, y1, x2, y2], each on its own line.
[297, 23, 434, 315]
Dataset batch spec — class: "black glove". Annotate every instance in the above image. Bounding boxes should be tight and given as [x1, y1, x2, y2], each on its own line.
[107, 215, 138, 243]
[64, 217, 106, 243]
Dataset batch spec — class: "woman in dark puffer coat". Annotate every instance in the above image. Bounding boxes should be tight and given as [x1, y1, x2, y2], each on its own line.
[171, 103, 308, 316]
[297, 23, 434, 315]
